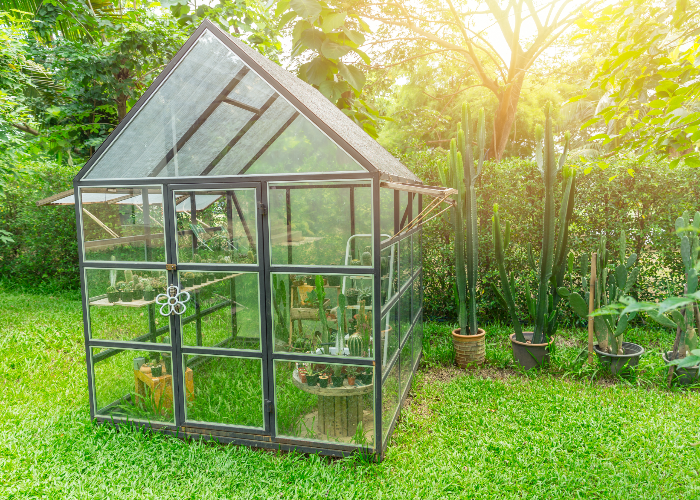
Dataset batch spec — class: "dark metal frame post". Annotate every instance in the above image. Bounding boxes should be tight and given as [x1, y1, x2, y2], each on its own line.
[372, 174, 382, 457]
[350, 187, 356, 259]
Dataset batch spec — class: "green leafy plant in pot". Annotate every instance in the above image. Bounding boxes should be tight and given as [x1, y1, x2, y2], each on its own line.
[492, 103, 576, 370]
[143, 283, 155, 301]
[616, 210, 700, 385]
[437, 103, 486, 367]
[121, 283, 134, 303]
[561, 231, 644, 375]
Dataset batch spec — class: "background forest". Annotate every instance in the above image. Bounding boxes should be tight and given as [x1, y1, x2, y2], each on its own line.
[0, 0, 698, 323]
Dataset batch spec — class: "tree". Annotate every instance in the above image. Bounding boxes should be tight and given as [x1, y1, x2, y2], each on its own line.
[575, 0, 700, 169]
[357, 0, 598, 159]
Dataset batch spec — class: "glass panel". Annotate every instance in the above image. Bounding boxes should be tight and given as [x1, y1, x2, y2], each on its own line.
[399, 191, 409, 229]
[381, 360, 399, 444]
[400, 338, 412, 396]
[380, 304, 399, 370]
[412, 193, 419, 227]
[178, 271, 260, 350]
[274, 360, 375, 448]
[380, 188, 395, 238]
[411, 278, 420, 322]
[412, 314, 423, 367]
[399, 236, 411, 287]
[86, 268, 170, 343]
[183, 354, 263, 428]
[271, 273, 374, 359]
[242, 116, 365, 175]
[380, 243, 398, 308]
[92, 347, 174, 423]
[268, 181, 372, 267]
[80, 187, 165, 262]
[173, 188, 257, 265]
[85, 31, 248, 179]
[399, 288, 411, 341]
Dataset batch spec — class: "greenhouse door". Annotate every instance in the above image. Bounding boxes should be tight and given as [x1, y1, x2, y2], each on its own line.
[164, 182, 272, 436]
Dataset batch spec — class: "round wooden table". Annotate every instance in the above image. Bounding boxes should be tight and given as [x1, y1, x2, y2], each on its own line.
[292, 369, 373, 438]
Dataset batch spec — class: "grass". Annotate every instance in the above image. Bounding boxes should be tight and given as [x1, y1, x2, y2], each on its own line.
[2, 291, 700, 498]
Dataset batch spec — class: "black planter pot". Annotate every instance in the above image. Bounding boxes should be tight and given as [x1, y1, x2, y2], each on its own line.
[331, 375, 344, 387]
[346, 294, 358, 306]
[150, 364, 163, 377]
[662, 351, 700, 385]
[306, 374, 319, 386]
[318, 376, 329, 388]
[594, 342, 644, 375]
[194, 276, 202, 286]
[510, 332, 551, 370]
[121, 291, 133, 303]
[132, 289, 143, 301]
[107, 292, 120, 303]
[144, 290, 156, 301]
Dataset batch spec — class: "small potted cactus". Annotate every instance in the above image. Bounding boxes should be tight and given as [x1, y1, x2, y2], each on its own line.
[150, 363, 163, 377]
[193, 273, 203, 286]
[345, 288, 359, 306]
[306, 370, 319, 387]
[106, 286, 119, 303]
[121, 283, 134, 303]
[351, 259, 361, 266]
[348, 332, 363, 358]
[133, 281, 144, 301]
[361, 246, 372, 266]
[318, 373, 329, 388]
[143, 283, 155, 301]
[331, 365, 344, 387]
[182, 272, 195, 288]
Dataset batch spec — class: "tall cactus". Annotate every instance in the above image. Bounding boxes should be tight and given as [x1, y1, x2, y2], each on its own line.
[336, 292, 346, 354]
[314, 275, 330, 354]
[437, 103, 485, 335]
[491, 102, 576, 344]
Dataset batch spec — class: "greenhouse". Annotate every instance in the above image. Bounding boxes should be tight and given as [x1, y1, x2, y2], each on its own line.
[44, 20, 454, 459]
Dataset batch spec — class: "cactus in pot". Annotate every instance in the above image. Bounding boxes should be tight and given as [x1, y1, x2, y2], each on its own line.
[492, 103, 576, 368]
[361, 246, 372, 266]
[438, 103, 487, 366]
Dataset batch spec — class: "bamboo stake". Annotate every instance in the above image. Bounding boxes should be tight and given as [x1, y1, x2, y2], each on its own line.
[588, 252, 597, 364]
[667, 284, 688, 386]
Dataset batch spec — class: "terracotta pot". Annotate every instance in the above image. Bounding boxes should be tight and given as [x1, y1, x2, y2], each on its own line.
[452, 328, 486, 368]
[347, 376, 356, 386]
[300, 372, 307, 383]
[510, 332, 552, 370]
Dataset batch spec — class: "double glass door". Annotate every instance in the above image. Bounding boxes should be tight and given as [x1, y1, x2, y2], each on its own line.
[84, 182, 270, 434]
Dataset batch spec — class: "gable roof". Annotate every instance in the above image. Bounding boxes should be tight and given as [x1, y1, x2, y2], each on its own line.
[75, 20, 420, 184]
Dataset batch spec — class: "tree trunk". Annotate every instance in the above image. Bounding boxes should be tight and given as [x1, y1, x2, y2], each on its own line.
[116, 94, 128, 123]
[492, 71, 526, 161]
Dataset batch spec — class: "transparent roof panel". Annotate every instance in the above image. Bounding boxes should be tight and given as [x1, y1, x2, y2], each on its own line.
[83, 28, 366, 180]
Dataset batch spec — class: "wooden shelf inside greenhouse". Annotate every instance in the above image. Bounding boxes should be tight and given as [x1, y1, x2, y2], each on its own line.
[89, 273, 242, 307]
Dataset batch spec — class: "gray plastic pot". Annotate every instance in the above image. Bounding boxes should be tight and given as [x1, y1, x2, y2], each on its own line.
[593, 342, 644, 375]
[662, 351, 700, 386]
[510, 332, 551, 370]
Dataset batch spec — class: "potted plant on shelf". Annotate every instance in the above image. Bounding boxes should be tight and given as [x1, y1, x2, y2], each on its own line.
[354, 301, 372, 357]
[182, 272, 194, 288]
[193, 273, 203, 286]
[361, 246, 372, 266]
[297, 363, 308, 383]
[347, 367, 357, 386]
[143, 283, 155, 301]
[121, 283, 134, 303]
[345, 288, 359, 306]
[560, 231, 644, 375]
[318, 368, 329, 388]
[438, 103, 487, 368]
[361, 367, 373, 384]
[150, 363, 163, 378]
[106, 286, 120, 303]
[306, 369, 319, 387]
[492, 103, 576, 370]
[331, 365, 344, 387]
[133, 281, 144, 301]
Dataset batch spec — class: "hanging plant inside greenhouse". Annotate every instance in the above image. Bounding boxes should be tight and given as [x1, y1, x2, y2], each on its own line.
[438, 103, 486, 368]
[491, 103, 577, 371]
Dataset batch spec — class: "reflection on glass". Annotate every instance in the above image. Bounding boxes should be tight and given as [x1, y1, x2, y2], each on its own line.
[380, 244, 398, 308]
[382, 361, 399, 444]
[380, 188, 395, 237]
[380, 304, 399, 370]
[178, 271, 260, 350]
[86, 268, 170, 343]
[271, 273, 374, 358]
[274, 360, 374, 448]
[80, 187, 165, 262]
[400, 289, 411, 341]
[399, 237, 411, 287]
[400, 339, 412, 396]
[268, 181, 373, 266]
[412, 316, 423, 366]
[184, 354, 263, 428]
[174, 189, 257, 265]
[92, 348, 174, 423]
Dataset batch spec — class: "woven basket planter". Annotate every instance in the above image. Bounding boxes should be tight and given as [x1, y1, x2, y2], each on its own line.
[452, 328, 486, 368]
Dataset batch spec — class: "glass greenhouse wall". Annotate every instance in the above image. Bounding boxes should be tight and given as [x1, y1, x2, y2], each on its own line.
[69, 20, 434, 460]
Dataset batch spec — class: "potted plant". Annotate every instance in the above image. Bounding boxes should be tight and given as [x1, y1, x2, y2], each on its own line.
[305, 275, 316, 286]
[438, 104, 487, 368]
[619, 210, 700, 384]
[133, 281, 144, 301]
[318, 373, 329, 388]
[143, 283, 155, 301]
[150, 363, 163, 377]
[194, 273, 203, 286]
[358, 289, 372, 307]
[351, 259, 361, 266]
[106, 286, 120, 303]
[306, 370, 319, 387]
[345, 288, 359, 306]
[182, 272, 195, 288]
[327, 275, 341, 287]
[298, 363, 308, 383]
[331, 365, 344, 387]
[492, 104, 576, 370]
[561, 231, 644, 375]
[361, 246, 372, 266]
[347, 367, 357, 386]
[121, 283, 134, 303]
[361, 367, 373, 384]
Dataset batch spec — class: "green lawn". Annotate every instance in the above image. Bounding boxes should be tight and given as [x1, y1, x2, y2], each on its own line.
[2, 291, 700, 499]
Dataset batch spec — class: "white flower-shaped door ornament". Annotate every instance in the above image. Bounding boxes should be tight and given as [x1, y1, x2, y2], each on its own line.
[156, 285, 190, 316]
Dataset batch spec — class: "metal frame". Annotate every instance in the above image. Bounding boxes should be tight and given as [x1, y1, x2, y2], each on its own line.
[73, 21, 426, 461]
